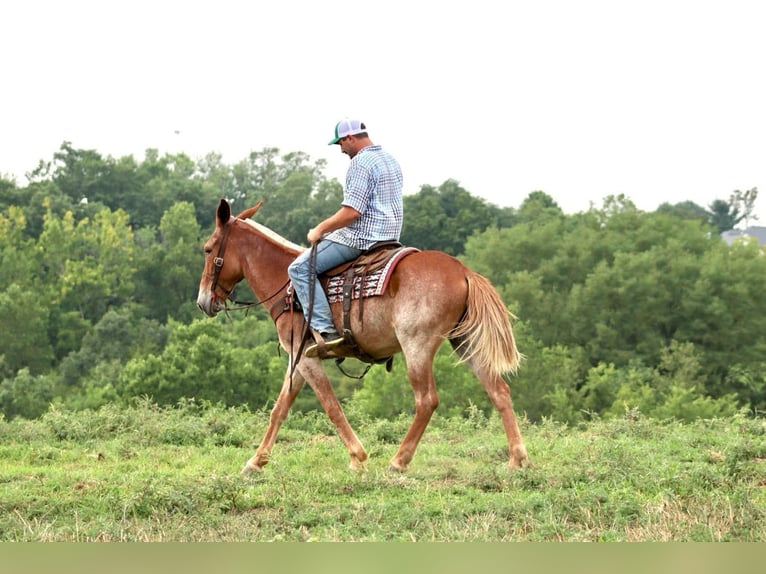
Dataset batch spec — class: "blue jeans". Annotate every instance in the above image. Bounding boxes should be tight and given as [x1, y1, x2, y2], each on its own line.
[287, 240, 363, 334]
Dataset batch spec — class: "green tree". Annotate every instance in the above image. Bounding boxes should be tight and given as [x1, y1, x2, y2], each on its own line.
[116, 317, 282, 409]
[656, 200, 709, 222]
[50, 141, 111, 203]
[0, 284, 54, 378]
[13, 177, 89, 240]
[566, 243, 704, 367]
[136, 150, 221, 230]
[227, 148, 334, 243]
[56, 308, 169, 410]
[677, 238, 766, 393]
[0, 368, 57, 420]
[515, 190, 564, 223]
[0, 175, 25, 214]
[401, 180, 508, 255]
[577, 342, 738, 422]
[0, 206, 37, 285]
[504, 321, 589, 424]
[33, 203, 136, 332]
[158, 202, 203, 319]
[58, 308, 167, 386]
[730, 187, 759, 228]
[62, 209, 136, 321]
[0, 207, 56, 377]
[708, 198, 742, 233]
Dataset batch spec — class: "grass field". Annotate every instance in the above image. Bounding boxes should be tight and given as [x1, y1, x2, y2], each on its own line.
[1, 400, 764, 541]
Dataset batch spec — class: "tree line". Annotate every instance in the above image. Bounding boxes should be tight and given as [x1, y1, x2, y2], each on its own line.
[0, 142, 763, 423]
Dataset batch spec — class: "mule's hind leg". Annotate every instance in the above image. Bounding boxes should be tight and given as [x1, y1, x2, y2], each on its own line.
[487, 373, 528, 469]
[482, 372, 528, 469]
[242, 367, 305, 473]
[462, 355, 528, 470]
[389, 344, 440, 473]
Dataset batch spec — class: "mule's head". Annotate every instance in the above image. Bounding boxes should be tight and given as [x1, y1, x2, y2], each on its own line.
[196, 198, 262, 316]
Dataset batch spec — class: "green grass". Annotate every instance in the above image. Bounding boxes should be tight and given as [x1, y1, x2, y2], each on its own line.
[1, 400, 764, 541]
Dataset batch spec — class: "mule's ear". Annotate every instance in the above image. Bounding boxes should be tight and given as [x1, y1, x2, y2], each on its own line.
[216, 198, 231, 226]
[236, 200, 263, 220]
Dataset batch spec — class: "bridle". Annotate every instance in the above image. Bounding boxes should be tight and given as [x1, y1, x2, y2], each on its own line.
[205, 219, 362, 386]
[206, 215, 313, 389]
[206, 217, 288, 313]
[207, 217, 234, 305]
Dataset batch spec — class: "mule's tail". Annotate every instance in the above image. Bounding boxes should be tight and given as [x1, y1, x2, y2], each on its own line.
[449, 271, 522, 378]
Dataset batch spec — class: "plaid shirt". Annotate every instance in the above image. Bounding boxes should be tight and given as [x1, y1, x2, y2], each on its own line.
[326, 145, 404, 250]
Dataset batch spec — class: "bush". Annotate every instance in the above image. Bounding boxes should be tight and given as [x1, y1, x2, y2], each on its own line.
[115, 318, 282, 409]
[0, 368, 57, 420]
[578, 343, 740, 422]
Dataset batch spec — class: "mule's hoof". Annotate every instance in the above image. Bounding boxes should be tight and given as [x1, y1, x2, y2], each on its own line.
[508, 458, 531, 471]
[241, 462, 263, 475]
[387, 462, 406, 473]
[508, 445, 529, 470]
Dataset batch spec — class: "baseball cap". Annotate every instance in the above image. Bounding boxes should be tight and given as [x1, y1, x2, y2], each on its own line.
[328, 119, 368, 145]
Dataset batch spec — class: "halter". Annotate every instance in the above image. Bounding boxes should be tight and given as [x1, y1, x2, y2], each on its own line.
[208, 218, 315, 389]
[208, 217, 234, 303]
[207, 217, 288, 312]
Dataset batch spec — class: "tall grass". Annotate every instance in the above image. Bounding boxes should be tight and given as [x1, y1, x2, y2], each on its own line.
[1, 400, 764, 541]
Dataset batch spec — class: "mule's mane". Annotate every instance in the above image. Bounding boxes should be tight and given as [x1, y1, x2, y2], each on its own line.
[241, 218, 304, 254]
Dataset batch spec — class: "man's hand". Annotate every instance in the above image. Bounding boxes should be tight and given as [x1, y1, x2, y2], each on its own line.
[307, 226, 322, 244]
[306, 206, 361, 245]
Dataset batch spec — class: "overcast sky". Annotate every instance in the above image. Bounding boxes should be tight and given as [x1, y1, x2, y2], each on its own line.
[2, 1, 764, 225]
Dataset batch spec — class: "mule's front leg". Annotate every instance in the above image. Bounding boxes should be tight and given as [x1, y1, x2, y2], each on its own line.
[299, 361, 368, 471]
[242, 368, 305, 474]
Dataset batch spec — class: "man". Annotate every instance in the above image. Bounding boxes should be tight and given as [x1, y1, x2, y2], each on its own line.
[288, 118, 404, 356]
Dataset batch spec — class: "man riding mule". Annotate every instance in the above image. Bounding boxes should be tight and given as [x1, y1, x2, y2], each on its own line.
[196, 121, 527, 474]
[197, 198, 527, 473]
[287, 119, 404, 358]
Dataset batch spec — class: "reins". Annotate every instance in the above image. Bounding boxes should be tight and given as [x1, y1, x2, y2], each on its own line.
[208, 220, 373, 388]
[209, 216, 316, 388]
[220, 282, 290, 314]
[287, 243, 317, 388]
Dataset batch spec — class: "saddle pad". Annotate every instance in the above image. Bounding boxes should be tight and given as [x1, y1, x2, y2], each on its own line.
[326, 247, 419, 303]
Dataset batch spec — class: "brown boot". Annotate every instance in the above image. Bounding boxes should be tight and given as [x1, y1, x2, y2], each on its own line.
[304, 330, 345, 358]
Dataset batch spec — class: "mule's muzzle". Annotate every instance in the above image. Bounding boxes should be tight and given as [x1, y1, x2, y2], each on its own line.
[196, 291, 222, 317]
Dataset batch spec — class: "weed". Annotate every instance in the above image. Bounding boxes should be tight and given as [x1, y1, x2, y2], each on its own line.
[0, 401, 764, 541]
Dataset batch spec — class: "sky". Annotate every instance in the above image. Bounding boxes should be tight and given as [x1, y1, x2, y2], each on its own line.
[2, 0, 764, 225]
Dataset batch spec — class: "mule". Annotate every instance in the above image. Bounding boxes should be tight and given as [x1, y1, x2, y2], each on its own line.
[196, 198, 528, 473]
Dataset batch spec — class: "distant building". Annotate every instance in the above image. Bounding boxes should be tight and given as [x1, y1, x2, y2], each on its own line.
[721, 226, 766, 245]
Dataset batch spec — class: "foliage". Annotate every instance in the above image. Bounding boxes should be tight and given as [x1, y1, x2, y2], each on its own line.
[730, 187, 759, 228]
[708, 198, 743, 233]
[115, 317, 283, 410]
[0, 368, 57, 420]
[656, 200, 709, 222]
[400, 180, 513, 255]
[577, 347, 739, 422]
[0, 284, 54, 378]
[0, 142, 764, 426]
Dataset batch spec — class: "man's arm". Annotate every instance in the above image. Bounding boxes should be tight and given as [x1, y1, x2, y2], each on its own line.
[307, 205, 361, 244]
